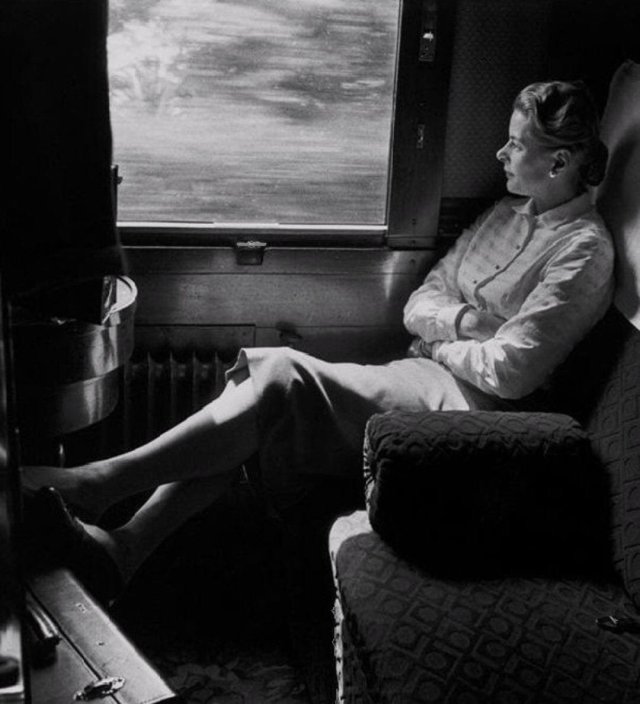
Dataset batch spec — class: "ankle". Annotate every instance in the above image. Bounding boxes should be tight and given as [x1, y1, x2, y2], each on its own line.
[80, 458, 123, 521]
[109, 527, 137, 584]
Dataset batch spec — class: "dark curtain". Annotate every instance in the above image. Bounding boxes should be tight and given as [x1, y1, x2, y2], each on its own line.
[1, 0, 125, 297]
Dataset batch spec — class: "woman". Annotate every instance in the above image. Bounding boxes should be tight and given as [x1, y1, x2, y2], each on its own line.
[25, 80, 614, 601]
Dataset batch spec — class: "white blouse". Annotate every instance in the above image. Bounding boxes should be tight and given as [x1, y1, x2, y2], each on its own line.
[403, 193, 615, 399]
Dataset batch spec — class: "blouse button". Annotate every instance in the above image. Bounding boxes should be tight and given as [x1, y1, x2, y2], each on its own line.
[495, 265, 500, 270]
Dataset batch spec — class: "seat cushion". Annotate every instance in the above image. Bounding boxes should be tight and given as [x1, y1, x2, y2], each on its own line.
[363, 410, 608, 577]
[331, 512, 640, 704]
[549, 307, 640, 609]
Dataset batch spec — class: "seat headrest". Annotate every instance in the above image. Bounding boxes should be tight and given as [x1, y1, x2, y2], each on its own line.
[596, 60, 640, 330]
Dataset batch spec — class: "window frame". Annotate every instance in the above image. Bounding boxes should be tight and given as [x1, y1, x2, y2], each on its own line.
[116, 0, 457, 249]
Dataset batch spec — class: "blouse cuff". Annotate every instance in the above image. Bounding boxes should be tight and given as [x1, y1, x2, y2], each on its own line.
[435, 304, 472, 341]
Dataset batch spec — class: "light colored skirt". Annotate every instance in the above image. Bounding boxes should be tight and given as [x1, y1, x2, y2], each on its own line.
[226, 347, 509, 510]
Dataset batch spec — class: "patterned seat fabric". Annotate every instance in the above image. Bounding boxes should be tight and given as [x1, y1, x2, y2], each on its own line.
[330, 309, 640, 703]
[330, 512, 640, 704]
[548, 307, 640, 608]
[364, 410, 608, 578]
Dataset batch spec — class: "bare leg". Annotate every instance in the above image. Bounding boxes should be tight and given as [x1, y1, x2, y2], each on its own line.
[23, 378, 259, 522]
[85, 474, 234, 584]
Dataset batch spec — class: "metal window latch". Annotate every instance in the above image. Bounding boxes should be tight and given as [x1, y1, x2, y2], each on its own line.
[419, 0, 437, 63]
[235, 240, 267, 265]
[74, 677, 125, 701]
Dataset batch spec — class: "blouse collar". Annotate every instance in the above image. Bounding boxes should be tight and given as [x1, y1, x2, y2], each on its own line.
[511, 192, 593, 228]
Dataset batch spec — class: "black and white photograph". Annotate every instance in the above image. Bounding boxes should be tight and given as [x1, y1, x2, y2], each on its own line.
[1, 0, 640, 702]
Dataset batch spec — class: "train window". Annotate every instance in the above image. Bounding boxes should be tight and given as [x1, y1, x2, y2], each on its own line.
[109, 0, 454, 244]
[108, 0, 399, 226]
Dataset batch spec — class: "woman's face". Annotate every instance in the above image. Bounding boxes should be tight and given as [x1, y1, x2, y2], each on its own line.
[496, 110, 557, 203]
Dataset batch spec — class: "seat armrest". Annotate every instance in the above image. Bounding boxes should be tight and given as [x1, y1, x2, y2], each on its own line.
[364, 410, 608, 576]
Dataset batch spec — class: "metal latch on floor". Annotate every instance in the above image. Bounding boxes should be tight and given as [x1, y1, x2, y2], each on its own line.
[74, 676, 125, 700]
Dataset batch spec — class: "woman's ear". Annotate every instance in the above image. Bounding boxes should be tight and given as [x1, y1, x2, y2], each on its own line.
[551, 148, 572, 175]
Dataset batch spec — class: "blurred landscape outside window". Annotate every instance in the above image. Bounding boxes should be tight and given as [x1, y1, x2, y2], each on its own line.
[108, 0, 400, 225]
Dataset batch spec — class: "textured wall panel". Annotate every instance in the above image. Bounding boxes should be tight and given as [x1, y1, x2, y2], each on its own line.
[442, 0, 553, 199]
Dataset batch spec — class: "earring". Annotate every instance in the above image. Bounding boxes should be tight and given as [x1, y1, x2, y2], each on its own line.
[549, 169, 558, 179]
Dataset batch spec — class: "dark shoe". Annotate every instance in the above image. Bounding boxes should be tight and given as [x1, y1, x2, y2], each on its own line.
[33, 487, 124, 605]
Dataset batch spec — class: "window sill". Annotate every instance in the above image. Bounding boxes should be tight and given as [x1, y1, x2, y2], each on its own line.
[118, 222, 389, 248]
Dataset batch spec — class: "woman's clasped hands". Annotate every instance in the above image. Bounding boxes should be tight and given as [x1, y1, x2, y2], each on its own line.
[457, 307, 504, 342]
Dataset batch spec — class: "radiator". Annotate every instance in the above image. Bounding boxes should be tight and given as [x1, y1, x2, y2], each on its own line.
[62, 349, 236, 464]
[120, 350, 232, 450]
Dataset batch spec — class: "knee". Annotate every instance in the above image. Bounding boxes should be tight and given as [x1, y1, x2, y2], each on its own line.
[265, 346, 304, 381]
[258, 347, 311, 401]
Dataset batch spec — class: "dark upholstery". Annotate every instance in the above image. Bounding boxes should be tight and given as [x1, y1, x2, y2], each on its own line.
[549, 307, 640, 608]
[364, 411, 606, 577]
[331, 513, 639, 704]
[330, 309, 640, 703]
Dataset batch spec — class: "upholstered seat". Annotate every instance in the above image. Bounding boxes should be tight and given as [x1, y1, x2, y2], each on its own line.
[330, 305, 640, 703]
[331, 512, 638, 704]
[330, 61, 640, 704]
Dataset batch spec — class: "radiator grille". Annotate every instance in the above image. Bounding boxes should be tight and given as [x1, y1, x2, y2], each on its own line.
[122, 350, 232, 448]
[60, 349, 235, 464]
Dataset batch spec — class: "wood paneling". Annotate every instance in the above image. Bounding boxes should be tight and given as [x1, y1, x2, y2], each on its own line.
[127, 247, 437, 331]
[130, 324, 409, 367]
[255, 325, 412, 364]
[126, 247, 434, 275]
[132, 273, 422, 327]
[133, 325, 256, 360]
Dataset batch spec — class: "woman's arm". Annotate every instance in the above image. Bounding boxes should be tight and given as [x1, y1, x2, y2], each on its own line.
[432, 231, 615, 399]
[403, 207, 495, 344]
[458, 308, 504, 342]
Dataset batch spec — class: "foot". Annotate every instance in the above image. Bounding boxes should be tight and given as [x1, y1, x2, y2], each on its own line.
[32, 487, 126, 605]
[22, 463, 110, 524]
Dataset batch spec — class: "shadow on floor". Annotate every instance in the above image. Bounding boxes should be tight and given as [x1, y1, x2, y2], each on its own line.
[110, 483, 313, 704]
